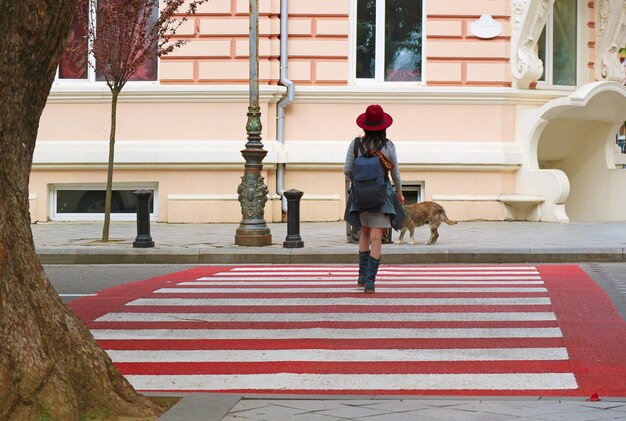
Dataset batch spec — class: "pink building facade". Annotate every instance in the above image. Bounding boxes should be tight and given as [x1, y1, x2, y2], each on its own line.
[31, 0, 626, 224]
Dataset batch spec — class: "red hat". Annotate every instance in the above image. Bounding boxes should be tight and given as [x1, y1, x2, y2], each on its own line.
[356, 104, 393, 131]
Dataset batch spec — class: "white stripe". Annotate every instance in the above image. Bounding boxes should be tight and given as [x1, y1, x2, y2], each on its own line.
[181, 281, 545, 286]
[91, 327, 563, 340]
[213, 271, 540, 276]
[228, 266, 538, 272]
[107, 347, 569, 363]
[125, 373, 577, 391]
[197, 276, 543, 281]
[154, 287, 548, 294]
[95, 311, 558, 323]
[127, 297, 552, 306]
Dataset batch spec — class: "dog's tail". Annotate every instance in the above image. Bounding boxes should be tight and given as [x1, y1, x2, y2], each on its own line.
[443, 211, 458, 225]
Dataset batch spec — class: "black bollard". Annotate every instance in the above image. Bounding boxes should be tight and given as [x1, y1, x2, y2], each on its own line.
[133, 189, 154, 248]
[283, 189, 304, 248]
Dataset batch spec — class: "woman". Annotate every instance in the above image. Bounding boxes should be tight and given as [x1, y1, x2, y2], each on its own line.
[344, 104, 405, 293]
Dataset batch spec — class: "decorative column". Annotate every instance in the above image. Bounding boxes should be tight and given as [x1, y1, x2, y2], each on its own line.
[235, 0, 272, 246]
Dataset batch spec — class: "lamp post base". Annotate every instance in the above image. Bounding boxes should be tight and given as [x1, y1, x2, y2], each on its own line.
[235, 226, 272, 247]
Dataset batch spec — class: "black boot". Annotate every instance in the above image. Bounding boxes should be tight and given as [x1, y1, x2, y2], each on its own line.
[357, 251, 370, 287]
[364, 256, 380, 294]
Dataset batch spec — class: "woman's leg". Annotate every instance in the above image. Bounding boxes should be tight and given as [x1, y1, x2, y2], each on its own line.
[369, 228, 383, 259]
[359, 225, 371, 253]
[364, 228, 383, 293]
[357, 226, 371, 287]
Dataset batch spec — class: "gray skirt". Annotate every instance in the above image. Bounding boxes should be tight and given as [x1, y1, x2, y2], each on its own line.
[359, 211, 391, 228]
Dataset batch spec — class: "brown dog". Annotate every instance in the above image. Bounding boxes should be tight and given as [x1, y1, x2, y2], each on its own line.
[396, 201, 457, 245]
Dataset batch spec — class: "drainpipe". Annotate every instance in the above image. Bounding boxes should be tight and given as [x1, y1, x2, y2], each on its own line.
[277, 0, 295, 215]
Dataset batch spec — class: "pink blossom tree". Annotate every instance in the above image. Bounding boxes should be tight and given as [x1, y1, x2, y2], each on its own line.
[74, 0, 206, 241]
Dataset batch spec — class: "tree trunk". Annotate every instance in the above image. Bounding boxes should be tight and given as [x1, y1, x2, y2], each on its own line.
[0, 1, 159, 419]
[102, 89, 119, 243]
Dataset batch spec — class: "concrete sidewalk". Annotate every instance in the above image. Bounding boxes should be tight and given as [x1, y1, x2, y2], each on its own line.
[33, 220, 626, 264]
[156, 393, 626, 421]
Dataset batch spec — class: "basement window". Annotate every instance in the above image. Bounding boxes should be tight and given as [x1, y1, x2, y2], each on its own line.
[51, 185, 157, 221]
[401, 182, 423, 205]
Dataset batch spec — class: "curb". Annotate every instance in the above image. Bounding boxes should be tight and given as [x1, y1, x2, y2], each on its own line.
[36, 247, 626, 264]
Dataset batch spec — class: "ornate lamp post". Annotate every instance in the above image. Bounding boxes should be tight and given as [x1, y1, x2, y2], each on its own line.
[235, 0, 272, 246]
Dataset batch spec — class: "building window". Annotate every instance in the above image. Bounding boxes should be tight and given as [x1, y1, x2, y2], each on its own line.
[57, 1, 158, 82]
[52, 185, 157, 221]
[538, 0, 577, 86]
[401, 182, 423, 205]
[355, 0, 423, 82]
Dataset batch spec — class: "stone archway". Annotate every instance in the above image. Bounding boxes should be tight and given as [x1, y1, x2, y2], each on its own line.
[516, 81, 626, 222]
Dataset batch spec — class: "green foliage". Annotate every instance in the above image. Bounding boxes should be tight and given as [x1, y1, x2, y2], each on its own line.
[36, 408, 52, 421]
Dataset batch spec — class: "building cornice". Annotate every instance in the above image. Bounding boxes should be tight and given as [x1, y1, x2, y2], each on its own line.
[292, 86, 566, 106]
[47, 84, 287, 104]
[48, 84, 568, 106]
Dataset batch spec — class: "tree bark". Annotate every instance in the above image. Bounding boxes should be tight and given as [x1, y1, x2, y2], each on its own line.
[0, 1, 159, 419]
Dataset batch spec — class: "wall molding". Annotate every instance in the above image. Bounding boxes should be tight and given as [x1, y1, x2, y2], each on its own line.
[48, 84, 568, 106]
[33, 139, 523, 169]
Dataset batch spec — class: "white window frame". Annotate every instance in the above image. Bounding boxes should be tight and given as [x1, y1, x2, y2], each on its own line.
[54, 0, 160, 86]
[50, 183, 158, 222]
[349, 0, 426, 85]
[401, 181, 425, 205]
[537, 0, 587, 89]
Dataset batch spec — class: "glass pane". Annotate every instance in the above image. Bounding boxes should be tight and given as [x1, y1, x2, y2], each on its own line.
[95, 1, 158, 82]
[538, 27, 546, 81]
[401, 184, 421, 205]
[130, 2, 158, 81]
[552, 0, 577, 85]
[356, 0, 376, 79]
[56, 190, 154, 214]
[58, 4, 88, 79]
[385, 0, 422, 81]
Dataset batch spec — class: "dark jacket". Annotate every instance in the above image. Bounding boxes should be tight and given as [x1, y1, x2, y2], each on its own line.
[344, 183, 406, 231]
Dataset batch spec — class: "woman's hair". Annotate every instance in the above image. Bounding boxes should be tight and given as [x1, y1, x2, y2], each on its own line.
[362, 129, 387, 151]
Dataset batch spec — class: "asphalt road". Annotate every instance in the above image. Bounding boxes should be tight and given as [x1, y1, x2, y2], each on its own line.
[579, 263, 626, 322]
[44, 263, 626, 323]
[44, 264, 201, 302]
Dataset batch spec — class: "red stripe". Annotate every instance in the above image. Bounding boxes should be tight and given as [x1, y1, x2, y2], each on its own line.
[134, 388, 575, 397]
[219, 265, 537, 270]
[148, 292, 548, 299]
[86, 321, 559, 330]
[115, 360, 573, 376]
[538, 264, 626, 396]
[117, 305, 555, 314]
[97, 337, 566, 351]
[69, 266, 229, 321]
[176, 279, 544, 290]
[136, 388, 580, 396]
[201, 277, 542, 282]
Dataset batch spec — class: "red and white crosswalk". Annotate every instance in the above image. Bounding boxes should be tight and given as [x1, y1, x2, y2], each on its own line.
[70, 264, 626, 396]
